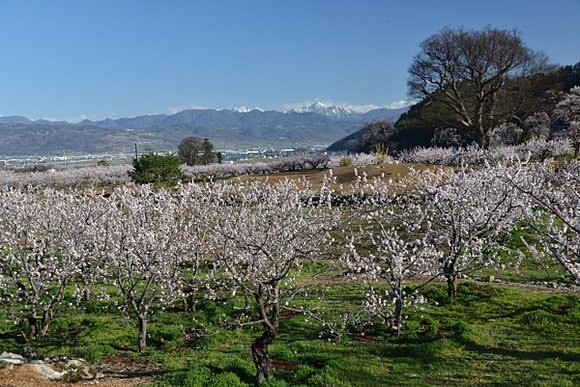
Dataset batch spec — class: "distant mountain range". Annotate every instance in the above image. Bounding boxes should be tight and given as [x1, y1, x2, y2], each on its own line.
[0, 104, 409, 156]
[286, 101, 359, 119]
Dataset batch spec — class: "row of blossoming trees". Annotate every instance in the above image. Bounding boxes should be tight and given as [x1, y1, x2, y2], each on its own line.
[0, 136, 574, 190]
[0, 160, 578, 383]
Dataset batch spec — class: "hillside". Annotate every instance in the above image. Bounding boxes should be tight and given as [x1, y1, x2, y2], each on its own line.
[328, 61, 580, 154]
[0, 107, 408, 156]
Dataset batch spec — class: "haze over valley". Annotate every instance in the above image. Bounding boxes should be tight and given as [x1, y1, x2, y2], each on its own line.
[0, 102, 408, 156]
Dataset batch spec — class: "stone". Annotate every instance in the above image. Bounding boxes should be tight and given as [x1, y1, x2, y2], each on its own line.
[48, 358, 102, 382]
[0, 352, 26, 365]
[0, 352, 101, 382]
[30, 363, 65, 380]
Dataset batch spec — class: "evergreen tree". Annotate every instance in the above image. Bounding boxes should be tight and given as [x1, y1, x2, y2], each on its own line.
[202, 138, 216, 165]
[128, 153, 183, 186]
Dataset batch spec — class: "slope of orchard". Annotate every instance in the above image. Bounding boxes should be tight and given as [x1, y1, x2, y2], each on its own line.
[0, 159, 578, 386]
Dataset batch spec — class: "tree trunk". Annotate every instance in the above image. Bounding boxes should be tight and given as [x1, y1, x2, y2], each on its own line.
[82, 287, 91, 303]
[392, 278, 404, 337]
[137, 315, 147, 353]
[446, 274, 457, 298]
[394, 294, 403, 337]
[27, 316, 39, 340]
[444, 258, 459, 298]
[480, 129, 491, 149]
[40, 308, 55, 337]
[184, 281, 196, 312]
[251, 328, 276, 384]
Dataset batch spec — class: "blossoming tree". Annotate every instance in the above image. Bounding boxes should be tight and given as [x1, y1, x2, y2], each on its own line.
[208, 179, 340, 383]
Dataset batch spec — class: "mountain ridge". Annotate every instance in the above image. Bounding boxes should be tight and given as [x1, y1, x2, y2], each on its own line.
[0, 106, 409, 156]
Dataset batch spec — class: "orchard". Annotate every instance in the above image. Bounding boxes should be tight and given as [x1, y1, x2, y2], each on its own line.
[0, 152, 578, 385]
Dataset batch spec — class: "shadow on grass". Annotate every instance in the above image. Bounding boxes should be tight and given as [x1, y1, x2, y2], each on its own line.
[101, 369, 170, 380]
[0, 329, 27, 345]
[379, 339, 455, 362]
[276, 320, 323, 343]
[456, 336, 580, 363]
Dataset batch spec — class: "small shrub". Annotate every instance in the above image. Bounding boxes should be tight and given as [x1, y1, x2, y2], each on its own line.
[403, 316, 439, 340]
[156, 365, 212, 387]
[417, 338, 459, 357]
[450, 320, 473, 337]
[290, 364, 316, 383]
[421, 285, 448, 306]
[339, 156, 353, 167]
[403, 319, 422, 339]
[456, 282, 496, 303]
[110, 335, 135, 350]
[224, 357, 255, 380]
[375, 143, 388, 164]
[523, 296, 580, 326]
[209, 371, 246, 387]
[270, 345, 299, 362]
[304, 365, 345, 387]
[149, 324, 185, 350]
[522, 310, 556, 328]
[261, 379, 288, 387]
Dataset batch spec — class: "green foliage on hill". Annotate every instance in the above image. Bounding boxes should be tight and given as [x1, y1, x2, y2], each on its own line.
[329, 61, 580, 154]
[327, 120, 398, 153]
[395, 61, 580, 150]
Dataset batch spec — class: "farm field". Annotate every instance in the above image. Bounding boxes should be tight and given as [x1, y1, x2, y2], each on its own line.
[0, 160, 578, 386]
[236, 163, 446, 189]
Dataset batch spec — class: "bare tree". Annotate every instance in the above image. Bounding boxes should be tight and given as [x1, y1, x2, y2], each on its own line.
[178, 136, 205, 166]
[408, 26, 550, 148]
[178, 136, 216, 166]
[359, 120, 398, 154]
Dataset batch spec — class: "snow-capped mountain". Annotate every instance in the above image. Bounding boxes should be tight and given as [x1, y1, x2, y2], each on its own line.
[0, 103, 411, 155]
[230, 106, 264, 113]
[286, 101, 358, 119]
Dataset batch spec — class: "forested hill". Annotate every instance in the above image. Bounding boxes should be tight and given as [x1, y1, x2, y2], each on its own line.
[329, 61, 580, 154]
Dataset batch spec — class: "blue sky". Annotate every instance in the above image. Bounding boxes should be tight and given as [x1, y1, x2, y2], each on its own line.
[0, 0, 579, 122]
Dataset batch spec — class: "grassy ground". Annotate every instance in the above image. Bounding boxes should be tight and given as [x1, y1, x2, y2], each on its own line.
[236, 163, 446, 191]
[0, 272, 577, 386]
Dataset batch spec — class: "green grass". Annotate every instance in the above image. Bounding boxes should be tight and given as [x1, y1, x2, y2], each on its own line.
[1, 274, 577, 386]
[0, 223, 578, 387]
[473, 225, 576, 285]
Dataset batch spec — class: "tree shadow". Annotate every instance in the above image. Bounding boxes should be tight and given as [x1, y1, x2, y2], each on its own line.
[100, 369, 169, 380]
[456, 336, 580, 363]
